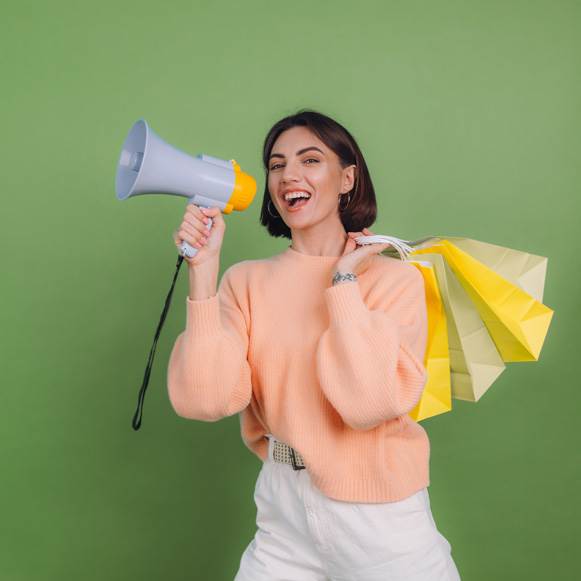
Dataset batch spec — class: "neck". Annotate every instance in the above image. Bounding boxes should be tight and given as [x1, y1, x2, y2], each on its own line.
[289, 222, 348, 257]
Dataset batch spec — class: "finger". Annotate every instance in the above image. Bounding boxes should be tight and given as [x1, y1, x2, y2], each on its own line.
[355, 242, 389, 257]
[201, 206, 221, 219]
[178, 222, 206, 249]
[180, 218, 209, 241]
[183, 207, 209, 226]
[341, 238, 357, 256]
[362, 228, 375, 236]
[363, 242, 389, 252]
[185, 204, 207, 220]
[368, 242, 390, 255]
[202, 206, 226, 229]
[178, 232, 202, 250]
[182, 205, 211, 237]
[181, 215, 208, 236]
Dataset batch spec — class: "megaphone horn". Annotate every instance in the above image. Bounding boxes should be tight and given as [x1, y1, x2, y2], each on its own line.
[115, 119, 257, 257]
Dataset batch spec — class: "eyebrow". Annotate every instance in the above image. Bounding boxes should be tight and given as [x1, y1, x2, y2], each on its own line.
[269, 146, 325, 160]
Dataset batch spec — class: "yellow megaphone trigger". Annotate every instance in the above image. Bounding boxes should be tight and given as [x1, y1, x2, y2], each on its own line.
[223, 159, 258, 214]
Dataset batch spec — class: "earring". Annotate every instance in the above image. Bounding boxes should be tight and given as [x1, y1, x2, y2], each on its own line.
[338, 191, 351, 211]
[268, 200, 280, 218]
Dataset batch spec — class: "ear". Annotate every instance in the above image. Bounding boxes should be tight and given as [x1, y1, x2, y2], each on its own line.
[341, 164, 357, 193]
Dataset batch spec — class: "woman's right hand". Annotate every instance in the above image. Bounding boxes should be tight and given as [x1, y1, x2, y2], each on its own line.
[173, 205, 226, 267]
[174, 205, 225, 300]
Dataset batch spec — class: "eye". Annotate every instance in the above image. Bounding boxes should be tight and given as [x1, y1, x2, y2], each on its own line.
[269, 163, 284, 171]
[304, 158, 319, 164]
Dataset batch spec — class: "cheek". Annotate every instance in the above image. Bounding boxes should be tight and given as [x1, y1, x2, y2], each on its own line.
[267, 174, 278, 196]
[311, 171, 341, 198]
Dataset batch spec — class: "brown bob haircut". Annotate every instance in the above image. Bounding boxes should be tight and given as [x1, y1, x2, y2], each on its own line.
[259, 110, 377, 239]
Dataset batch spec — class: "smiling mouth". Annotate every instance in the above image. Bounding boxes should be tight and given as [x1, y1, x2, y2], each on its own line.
[283, 191, 312, 209]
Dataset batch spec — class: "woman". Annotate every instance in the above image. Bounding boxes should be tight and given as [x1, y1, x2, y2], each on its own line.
[170, 110, 460, 580]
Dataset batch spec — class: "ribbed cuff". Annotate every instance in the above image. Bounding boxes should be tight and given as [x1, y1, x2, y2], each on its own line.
[324, 282, 369, 326]
[185, 295, 222, 340]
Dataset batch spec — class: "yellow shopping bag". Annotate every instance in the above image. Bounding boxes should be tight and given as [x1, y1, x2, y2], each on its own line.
[412, 254, 506, 402]
[428, 237, 549, 302]
[408, 261, 451, 421]
[411, 240, 553, 362]
[359, 234, 554, 416]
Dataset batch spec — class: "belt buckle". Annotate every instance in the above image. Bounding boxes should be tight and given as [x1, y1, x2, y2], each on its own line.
[289, 447, 305, 471]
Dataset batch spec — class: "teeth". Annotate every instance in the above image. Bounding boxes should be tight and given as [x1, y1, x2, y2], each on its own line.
[284, 192, 311, 201]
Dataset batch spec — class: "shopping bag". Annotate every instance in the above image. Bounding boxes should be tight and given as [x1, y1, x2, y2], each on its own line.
[407, 237, 548, 302]
[408, 261, 451, 421]
[412, 254, 506, 402]
[358, 234, 553, 417]
[410, 240, 553, 362]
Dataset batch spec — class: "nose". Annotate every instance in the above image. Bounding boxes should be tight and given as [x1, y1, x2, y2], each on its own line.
[281, 161, 300, 183]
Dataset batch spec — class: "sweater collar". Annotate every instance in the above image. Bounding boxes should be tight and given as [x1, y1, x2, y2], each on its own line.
[277, 246, 341, 268]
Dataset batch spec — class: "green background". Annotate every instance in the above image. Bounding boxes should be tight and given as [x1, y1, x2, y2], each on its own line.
[1, 0, 579, 579]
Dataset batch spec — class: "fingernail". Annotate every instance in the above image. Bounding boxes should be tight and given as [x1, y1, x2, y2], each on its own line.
[204, 230, 211, 237]
[203, 218, 210, 224]
[201, 237, 207, 244]
[195, 242, 201, 249]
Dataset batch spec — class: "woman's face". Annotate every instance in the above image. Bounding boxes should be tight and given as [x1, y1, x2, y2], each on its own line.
[268, 127, 355, 236]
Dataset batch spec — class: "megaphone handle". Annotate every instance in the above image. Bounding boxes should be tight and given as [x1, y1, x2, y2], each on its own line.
[179, 206, 213, 258]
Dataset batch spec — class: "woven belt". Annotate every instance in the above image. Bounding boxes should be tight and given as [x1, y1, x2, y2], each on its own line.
[272, 440, 306, 470]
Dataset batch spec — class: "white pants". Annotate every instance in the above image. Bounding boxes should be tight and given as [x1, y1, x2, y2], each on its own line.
[235, 437, 460, 581]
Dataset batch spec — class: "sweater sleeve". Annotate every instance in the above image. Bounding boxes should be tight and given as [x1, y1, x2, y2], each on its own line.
[315, 267, 428, 431]
[167, 269, 252, 422]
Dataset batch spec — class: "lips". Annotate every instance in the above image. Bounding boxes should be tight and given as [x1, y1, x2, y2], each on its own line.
[282, 189, 312, 211]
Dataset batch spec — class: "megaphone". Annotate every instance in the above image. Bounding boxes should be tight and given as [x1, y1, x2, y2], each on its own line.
[115, 119, 257, 257]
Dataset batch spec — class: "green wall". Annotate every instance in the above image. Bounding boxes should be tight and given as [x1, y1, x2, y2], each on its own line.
[1, 1, 578, 579]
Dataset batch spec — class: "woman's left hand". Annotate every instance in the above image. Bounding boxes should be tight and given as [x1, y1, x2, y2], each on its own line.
[331, 228, 390, 285]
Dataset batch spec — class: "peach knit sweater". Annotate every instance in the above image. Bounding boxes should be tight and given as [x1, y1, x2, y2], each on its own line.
[168, 246, 430, 503]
